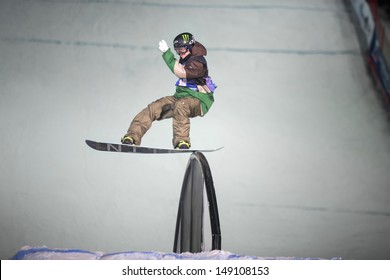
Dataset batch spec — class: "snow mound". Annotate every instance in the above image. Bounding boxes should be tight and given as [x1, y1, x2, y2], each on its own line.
[11, 246, 324, 260]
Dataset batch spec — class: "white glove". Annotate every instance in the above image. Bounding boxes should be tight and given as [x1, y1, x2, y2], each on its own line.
[158, 40, 169, 53]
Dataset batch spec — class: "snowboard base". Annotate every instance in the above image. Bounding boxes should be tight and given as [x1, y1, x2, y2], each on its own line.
[85, 140, 223, 154]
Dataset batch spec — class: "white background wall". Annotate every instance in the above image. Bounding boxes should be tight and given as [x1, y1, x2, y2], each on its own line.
[1, 0, 390, 259]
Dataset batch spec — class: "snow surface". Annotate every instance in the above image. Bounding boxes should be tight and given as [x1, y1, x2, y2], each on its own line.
[12, 246, 327, 260]
[1, 0, 390, 260]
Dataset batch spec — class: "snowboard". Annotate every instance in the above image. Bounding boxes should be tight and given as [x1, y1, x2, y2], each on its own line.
[85, 140, 223, 154]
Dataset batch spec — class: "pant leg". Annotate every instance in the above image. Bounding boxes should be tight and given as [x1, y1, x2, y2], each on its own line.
[126, 96, 176, 145]
[172, 97, 202, 147]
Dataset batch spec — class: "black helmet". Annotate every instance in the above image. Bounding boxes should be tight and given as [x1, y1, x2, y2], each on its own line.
[173, 32, 195, 50]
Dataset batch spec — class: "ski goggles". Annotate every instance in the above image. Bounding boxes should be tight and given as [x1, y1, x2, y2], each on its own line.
[174, 46, 189, 54]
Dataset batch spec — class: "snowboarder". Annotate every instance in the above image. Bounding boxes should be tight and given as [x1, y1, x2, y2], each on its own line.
[121, 32, 217, 149]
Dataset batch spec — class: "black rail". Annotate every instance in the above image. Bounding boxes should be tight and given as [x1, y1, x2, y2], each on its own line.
[173, 152, 221, 253]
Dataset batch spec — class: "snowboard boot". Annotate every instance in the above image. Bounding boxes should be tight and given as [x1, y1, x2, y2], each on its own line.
[121, 135, 134, 145]
[175, 140, 191, 149]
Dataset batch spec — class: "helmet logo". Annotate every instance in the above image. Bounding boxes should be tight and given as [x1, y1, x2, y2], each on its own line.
[181, 34, 190, 43]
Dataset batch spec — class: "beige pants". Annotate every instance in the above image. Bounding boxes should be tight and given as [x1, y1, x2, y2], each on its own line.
[126, 96, 202, 147]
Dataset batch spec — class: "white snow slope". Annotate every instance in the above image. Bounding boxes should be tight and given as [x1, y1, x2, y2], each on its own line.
[1, 0, 390, 260]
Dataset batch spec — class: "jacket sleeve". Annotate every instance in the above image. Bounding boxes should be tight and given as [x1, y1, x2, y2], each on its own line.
[162, 49, 176, 73]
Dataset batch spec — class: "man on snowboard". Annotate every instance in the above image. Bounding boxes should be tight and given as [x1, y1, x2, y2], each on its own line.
[121, 32, 217, 149]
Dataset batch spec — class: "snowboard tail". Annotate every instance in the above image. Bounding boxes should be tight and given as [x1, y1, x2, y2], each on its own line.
[85, 140, 223, 154]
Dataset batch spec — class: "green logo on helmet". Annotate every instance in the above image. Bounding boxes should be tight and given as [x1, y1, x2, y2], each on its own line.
[181, 34, 190, 43]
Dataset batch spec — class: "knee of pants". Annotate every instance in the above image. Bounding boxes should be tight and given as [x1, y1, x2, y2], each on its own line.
[148, 97, 175, 120]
